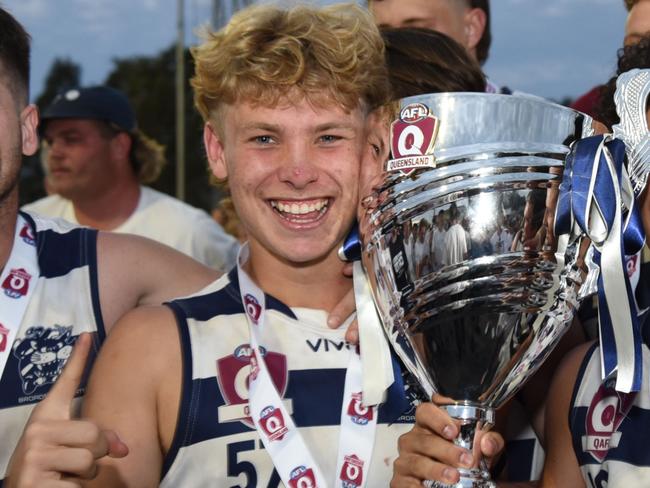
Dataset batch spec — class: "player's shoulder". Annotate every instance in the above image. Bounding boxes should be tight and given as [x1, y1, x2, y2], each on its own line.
[557, 340, 597, 382]
[97, 228, 217, 276]
[167, 271, 237, 318]
[105, 305, 179, 359]
[22, 194, 69, 215]
[548, 339, 597, 413]
[22, 209, 82, 235]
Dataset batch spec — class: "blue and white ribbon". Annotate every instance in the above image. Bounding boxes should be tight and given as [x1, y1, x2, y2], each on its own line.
[338, 223, 361, 262]
[555, 135, 645, 393]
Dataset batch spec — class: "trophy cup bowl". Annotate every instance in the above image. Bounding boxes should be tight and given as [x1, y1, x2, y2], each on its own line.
[359, 93, 597, 487]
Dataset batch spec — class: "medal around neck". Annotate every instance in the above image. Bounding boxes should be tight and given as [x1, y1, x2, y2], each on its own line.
[359, 93, 596, 488]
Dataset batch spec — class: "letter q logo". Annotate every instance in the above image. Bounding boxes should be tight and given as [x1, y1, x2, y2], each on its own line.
[2, 268, 31, 299]
[347, 392, 373, 425]
[340, 454, 364, 486]
[259, 405, 288, 441]
[289, 466, 317, 488]
[244, 294, 262, 324]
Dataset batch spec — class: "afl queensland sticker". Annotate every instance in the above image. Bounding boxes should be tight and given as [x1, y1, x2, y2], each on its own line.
[582, 384, 635, 461]
[388, 102, 439, 175]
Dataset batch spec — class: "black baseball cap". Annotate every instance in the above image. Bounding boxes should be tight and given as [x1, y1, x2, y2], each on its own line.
[41, 86, 137, 133]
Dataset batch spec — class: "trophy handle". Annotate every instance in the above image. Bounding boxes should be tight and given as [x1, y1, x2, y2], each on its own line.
[424, 404, 496, 488]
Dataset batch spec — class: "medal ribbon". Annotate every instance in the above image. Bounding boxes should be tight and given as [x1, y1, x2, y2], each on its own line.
[0, 215, 39, 382]
[352, 261, 394, 405]
[555, 135, 645, 392]
[237, 245, 378, 487]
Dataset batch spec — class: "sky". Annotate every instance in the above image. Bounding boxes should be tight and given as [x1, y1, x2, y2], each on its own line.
[1, 0, 629, 104]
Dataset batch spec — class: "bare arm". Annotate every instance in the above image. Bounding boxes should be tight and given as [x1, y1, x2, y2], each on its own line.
[517, 318, 588, 446]
[538, 342, 592, 488]
[96, 232, 218, 331]
[82, 306, 182, 487]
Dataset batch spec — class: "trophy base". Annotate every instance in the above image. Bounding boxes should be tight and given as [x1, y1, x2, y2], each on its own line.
[423, 471, 495, 488]
[423, 403, 496, 488]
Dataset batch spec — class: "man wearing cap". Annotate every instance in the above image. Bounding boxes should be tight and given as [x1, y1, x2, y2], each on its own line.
[23, 86, 239, 272]
[0, 9, 224, 485]
[0, 8, 361, 485]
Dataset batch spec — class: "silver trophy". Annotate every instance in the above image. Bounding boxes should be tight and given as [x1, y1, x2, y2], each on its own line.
[359, 93, 597, 487]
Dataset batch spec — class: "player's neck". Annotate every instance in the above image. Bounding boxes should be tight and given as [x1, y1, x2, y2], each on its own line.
[72, 181, 141, 231]
[0, 189, 19, 274]
[246, 243, 352, 313]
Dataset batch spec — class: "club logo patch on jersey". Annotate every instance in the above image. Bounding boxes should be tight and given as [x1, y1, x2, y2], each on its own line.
[19, 223, 36, 246]
[2, 268, 32, 299]
[340, 454, 364, 488]
[626, 254, 638, 278]
[388, 102, 439, 175]
[289, 465, 317, 488]
[347, 392, 373, 425]
[258, 405, 289, 441]
[244, 294, 262, 324]
[13, 325, 76, 396]
[0, 322, 9, 352]
[582, 382, 636, 462]
[216, 344, 290, 428]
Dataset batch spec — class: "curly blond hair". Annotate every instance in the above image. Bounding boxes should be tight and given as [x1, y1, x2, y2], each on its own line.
[95, 122, 166, 184]
[191, 3, 389, 129]
[131, 129, 166, 184]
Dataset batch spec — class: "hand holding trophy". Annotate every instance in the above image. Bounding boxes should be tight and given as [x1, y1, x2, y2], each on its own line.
[359, 93, 598, 487]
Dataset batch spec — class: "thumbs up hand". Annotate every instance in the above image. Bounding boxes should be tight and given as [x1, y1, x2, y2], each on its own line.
[4, 333, 128, 487]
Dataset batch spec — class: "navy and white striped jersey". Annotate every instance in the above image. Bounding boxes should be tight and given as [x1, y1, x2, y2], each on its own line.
[161, 269, 420, 487]
[570, 342, 650, 487]
[0, 211, 103, 478]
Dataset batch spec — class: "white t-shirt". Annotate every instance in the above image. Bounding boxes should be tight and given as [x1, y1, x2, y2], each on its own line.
[443, 223, 467, 266]
[24, 186, 239, 271]
[491, 229, 513, 255]
[432, 227, 446, 269]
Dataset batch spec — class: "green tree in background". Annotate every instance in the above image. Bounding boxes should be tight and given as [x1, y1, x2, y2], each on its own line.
[35, 57, 81, 109]
[105, 45, 219, 211]
[20, 48, 222, 212]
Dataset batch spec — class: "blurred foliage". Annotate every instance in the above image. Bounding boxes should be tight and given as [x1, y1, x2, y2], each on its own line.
[105, 45, 222, 210]
[20, 46, 224, 211]
[35, 57, 81, 109]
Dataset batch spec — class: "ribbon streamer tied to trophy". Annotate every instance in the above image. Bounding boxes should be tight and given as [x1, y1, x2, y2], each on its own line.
[354, 72, 650, 487]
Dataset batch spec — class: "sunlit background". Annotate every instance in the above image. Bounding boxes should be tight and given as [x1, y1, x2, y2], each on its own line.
[1, 0, 629, 209]
[2, 0, 628, 103]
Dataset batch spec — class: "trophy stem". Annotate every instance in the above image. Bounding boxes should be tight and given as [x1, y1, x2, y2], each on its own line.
[425, 403, 496, 488]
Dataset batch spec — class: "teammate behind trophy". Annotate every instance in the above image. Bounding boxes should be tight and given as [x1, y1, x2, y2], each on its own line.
[389, 62, 650, 488]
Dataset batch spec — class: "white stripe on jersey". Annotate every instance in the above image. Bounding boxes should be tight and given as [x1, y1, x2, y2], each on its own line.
[161, 272, 415, 488]
[571, 343, 650, 487]
[0, 212, 101, 479]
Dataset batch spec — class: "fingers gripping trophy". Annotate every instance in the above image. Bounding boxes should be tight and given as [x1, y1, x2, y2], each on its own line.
[359, 93, 598, 488]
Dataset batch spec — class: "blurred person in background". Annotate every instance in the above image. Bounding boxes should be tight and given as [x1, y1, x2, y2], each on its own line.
[596, 35, 650, 129]
[212, 195, 247, 243]
[23, 86, 239, 271]
[382, 26, 486, 99]
[572, 0, 650, 118]
[370, 0, 519, 95]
